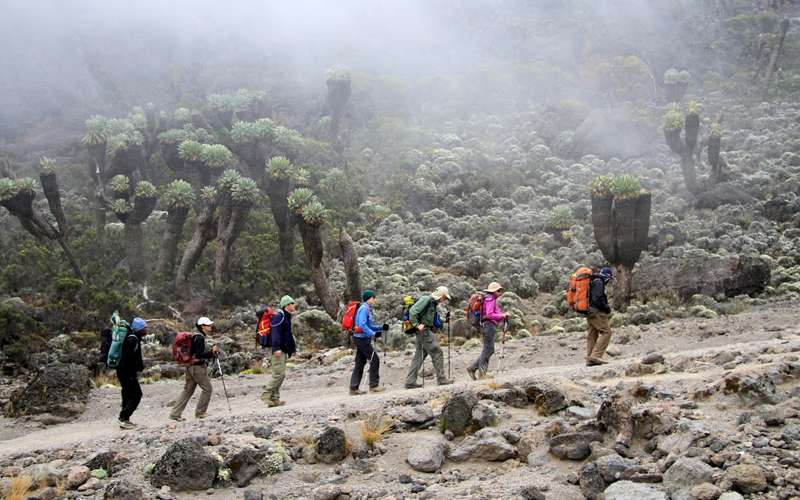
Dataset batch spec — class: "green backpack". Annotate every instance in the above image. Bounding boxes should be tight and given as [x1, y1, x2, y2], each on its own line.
[105, 311, 130, 368]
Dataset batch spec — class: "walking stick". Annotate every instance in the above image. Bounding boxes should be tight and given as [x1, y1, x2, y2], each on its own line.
[446, 310, 451, 380]
[497, 318, 508, 374]
[215, 356, 232, 412]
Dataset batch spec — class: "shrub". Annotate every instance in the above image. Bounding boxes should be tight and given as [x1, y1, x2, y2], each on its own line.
[360, 414, 394, 447]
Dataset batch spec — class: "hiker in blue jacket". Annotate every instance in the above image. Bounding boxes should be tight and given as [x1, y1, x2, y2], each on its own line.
[349, 290, 389, 395]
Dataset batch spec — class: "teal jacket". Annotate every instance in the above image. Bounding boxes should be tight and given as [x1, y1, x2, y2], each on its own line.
[409, 295, 438, 328]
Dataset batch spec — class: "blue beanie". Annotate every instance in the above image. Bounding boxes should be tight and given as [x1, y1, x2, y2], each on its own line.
[131, 317, 147, 332]
[599, 267, 613, 279]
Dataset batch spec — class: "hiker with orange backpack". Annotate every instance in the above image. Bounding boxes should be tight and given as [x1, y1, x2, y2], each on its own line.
[567, 266, 614, 366]
[348, 290, 389, 395]
[261, 295, 297, 407]
[466, 282, 509, 380]
[169, 317, 219, 421]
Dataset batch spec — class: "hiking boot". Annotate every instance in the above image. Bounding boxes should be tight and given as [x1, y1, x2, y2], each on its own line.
[349, 388, 366, 396]
[404, 383, 422, 389]
[438, 378, 454, 386]
[195, 412, 208, 419]
[266, 399, 285, 408]
[369, 386, 385, 393]
[118, 419, 136, 430]
[169, 415, 185, 422]
[466, 367, 477, 381]
[588, 357, 608, 365]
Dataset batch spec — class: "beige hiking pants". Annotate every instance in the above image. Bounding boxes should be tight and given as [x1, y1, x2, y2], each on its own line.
[586, 312, 612, 359]
[170, 364, 212, 418]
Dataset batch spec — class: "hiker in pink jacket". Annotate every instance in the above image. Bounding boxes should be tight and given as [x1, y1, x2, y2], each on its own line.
[466, 282, 508, 379]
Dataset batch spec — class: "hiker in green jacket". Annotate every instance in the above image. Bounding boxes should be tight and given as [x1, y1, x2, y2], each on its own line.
[404, 286, 454, 388]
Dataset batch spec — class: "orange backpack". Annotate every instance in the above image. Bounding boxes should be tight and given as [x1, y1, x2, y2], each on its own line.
[256, 307, 275, 348]
[566, 267, 593, 313]
[341, 300, 361, 333]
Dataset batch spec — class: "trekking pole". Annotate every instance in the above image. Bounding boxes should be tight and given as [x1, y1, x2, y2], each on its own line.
[446, 311, 451, 380]
[497, 319, 508, 374]
[215, 356, 232, 412]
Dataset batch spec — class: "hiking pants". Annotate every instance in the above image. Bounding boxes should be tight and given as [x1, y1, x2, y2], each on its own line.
[350, 337, 380, 390]
[117, 370, 142, 421]
[586, 312, 612, 359]
[468, 322, 497, 374]
[170, 364, 212, 418]
[405, 329, 446, 385]
[262, 352, 287, 402]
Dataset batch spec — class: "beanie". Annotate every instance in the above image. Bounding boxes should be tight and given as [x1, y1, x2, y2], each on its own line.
[280, 295, 295, 308]
[362, 290, 376, 302]
[599, 267, 613, 279]
[131, 317, 147, 333]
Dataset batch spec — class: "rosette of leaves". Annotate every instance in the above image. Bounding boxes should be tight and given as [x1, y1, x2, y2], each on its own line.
[663, 68, 690, 102]
[199, 144, 234, 170]
[217, 169, 242, 193]
[83, 115, 110, 146]
[161, 180, 195, 209]
[266, 156, 308, 183]
[110, 175, 131, 198]
[104, 118, 144, 158]
[134, 180, 157, 199]
[590, 174, 651, 310]
[110, 199, 132, 215]
[230, 118, 276, 144]
[663, 102, 701, 194]
[229, 177, 259, 205]
[178, 140, 204, 163]
[39, 157, 57, 176]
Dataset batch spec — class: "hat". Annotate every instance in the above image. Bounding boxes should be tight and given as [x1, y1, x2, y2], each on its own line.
[599, 267, 613, 279]
[196, 317, 214, 327]
[484, 282, 503, 293]
[280, 295, 295, 308]
[362, 290, 376, 302]
[431, 286, 451, 301]
[131, 317, 147, 333]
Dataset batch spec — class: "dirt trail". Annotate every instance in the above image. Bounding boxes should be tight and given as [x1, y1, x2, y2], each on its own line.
[1, 301, 798, 458]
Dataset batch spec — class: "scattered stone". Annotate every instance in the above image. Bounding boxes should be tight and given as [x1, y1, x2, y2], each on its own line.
[579, 462, 606, 499]
[441, 390, 479, 436]
[253, 425, 273, 439]
[313, 484, 342, 500]
[315, 426, 348, 464]
[518, 484, 546, 500]
[689, 482, 721, 500]
[150, 438, 219, 491]
[724, 463, 767, 494]
[223, 447, 267, 488]
[156, 485, 174, 500]
[663, 457, 715, 499]
[717, 493, 744, 500]
[6, 362, 91, 417]
[103, 480, 145, 500]
[642, 353, 665, 365]
[242, 490, 263, 500]
[566, 406, 594, 420]
[603, 480, 667, 500]
[471, 401, 498, 430]
[549, 432, 603, 460]
[407, 439, 445, 473]
[447, 428, 517, 462]
[523, 382, 568, 415]
[394, 404, 435, 425]
[596, 453, 637, 482]
[78, 477, 101, 491]
[66, 465, 90, 490]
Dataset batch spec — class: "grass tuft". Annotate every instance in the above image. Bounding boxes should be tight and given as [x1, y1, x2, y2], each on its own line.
[7, 475, 32, 500]
[92, 371, 119, 388]
[360, 414, 394, 447]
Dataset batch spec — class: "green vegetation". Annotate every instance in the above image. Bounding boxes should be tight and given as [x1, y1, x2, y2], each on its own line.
[663, 105, 684, 131]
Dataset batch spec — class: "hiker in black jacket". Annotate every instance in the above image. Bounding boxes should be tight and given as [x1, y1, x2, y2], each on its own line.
[117, 317, 146, 430]
[586, 267, 614, 366]
[262, 295, 297, 407]
[170, 317, 219, 421]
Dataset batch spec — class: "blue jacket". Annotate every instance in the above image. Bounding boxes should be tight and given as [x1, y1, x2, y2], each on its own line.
[354, 303, 382, 339]
[270, 309, 297, 357]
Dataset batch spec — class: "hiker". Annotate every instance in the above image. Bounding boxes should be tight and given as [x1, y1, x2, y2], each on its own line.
[466, 282, 508, 380]
[262, 295, 297, 407]
[349, 290, 389, 395]
[169, 317, 219, 421]
[404, 286, 454, 388]
[117, 317, 146, 430]
[586, 266, 614, 366]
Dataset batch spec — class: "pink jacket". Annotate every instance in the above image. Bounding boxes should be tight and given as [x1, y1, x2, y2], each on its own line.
[482, 293, 505, 325]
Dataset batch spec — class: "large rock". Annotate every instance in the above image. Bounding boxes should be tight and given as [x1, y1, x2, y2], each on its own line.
[441, 390, 479, 436]
[603, 480, 667, 500]
[695, 184, 756, 210]
[724, 464, 767, 494]
[294, 310, 341, 349]
[65, 466, 90, 490]
[103, 481, 145, 500]
[150, 438, 218, 491]
[633, 251, 770, 299]
[522, 381, 567, 415]
[407, 439, 445, 472]
[549, 431, 603, 460]
[595, 453, 637, 482]
[663, 457, 715, 499]
[6, 362, 90, 417]
[579, 462, 606, 500]
[223, 447, 267, 487]
[315, 426, 348, 464]
[446, 428, 517, 462]
[471, 402, 498, 430]
[392, 404, 435, 426]
[571, 107, 656, 159]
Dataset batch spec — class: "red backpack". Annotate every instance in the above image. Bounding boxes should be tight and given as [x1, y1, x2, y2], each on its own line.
[465, 292, 485, 328]
[341, 300, 361, 333]
[172, 332, 198, 365]
[256, 307, 275, 348]
[566, 266, 593, 313]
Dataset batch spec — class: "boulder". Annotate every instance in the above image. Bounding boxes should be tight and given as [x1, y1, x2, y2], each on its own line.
[83, 451, 124, 474]
[406, 439, 445, 473]
[549, 431, 603, 460]
[150, 438, 218, 491]
[223, 447, 267, 487]
[441, 390, 479, 436]
[689, 483, 721, 500]
[294, 310, 341, 349]
[724, 464, 767, 494]
[6, 362, 91, 417]
[315, 426, 348, 464]
[579, 462, 606, 499]
[447, 428, 517, 462]
[595, 452, 638, 482]
[566, 406, 594, 420]
[663, 457, 715, 499]
[603, 480, 667, 500]
[392, 404, 435, 426]
[571, 107, 656, 159]
[523, 381, 567, 415]
[695, 184, 755, 210]
[471, 402, 498, 430]
[103, 481, 145, 500]
[65, 465, 90, 490]
[718, 493, 744, 500]
[641, 353, 665, 365]
[518, 485, 546, 500]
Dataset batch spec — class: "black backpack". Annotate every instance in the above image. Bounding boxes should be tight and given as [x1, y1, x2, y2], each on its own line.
[99, 328, 113, 366]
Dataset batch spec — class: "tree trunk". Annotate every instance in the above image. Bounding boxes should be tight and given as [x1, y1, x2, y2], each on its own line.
[213, 204, 252, 289]
[680, 156, 699, 195]
[613, 264, 633, 312]
[707, 134, 726, 185]
[764, 17, 790, 88]
[175, 199, 218, 291]
[156, 205, 189, 281]
[266, 182, 294, 263]
[124, 223, 147, 282]
[339, 228, 361, 301]
[297, 220, 338, 319]
[591, 195, 617, 263]
[56, 237, 84, 281]
[39, 172, 67, 236]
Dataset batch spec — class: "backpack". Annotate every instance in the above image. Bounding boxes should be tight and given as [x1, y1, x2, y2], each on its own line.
[341, 300, 361, 333]
[256, 307, 275, 349]
[465, 292, 486, 328]
[172, 331, 199, 365]
[566, 266, 594, 314]
[401, 295, 417, 334]
[106, 311, 131, 368]
[99, 328, 112, 365]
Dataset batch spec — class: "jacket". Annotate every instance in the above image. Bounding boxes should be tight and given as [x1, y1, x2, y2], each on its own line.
[190, 332, 215, 365]
[481, 293, 505, 325]
[354, 302, 382, 339]
[589, 277, 611, 314]
[270, 309, 297, 357]
[116, 332, 144, 375]
[409, 295, 438, 329]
